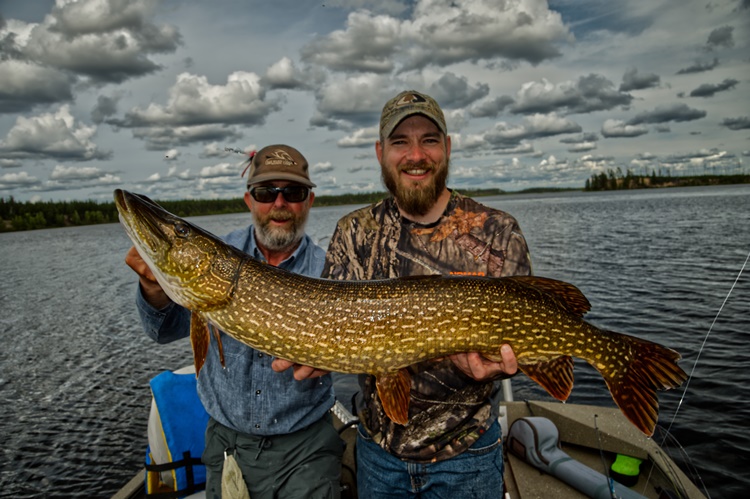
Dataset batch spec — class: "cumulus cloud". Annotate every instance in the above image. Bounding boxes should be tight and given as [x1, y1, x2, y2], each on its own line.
[721, 116, 750, 130]
[50, 164, 106, 181]
[90, 94, 121, 124]
[427, 73, 490, 109]
[312, 74, 395, 130]
[131, 124, 244, 150]
[601, 119, 649, 138]
[509, 74, 632, 115]
[263, 57, 311, 90]
[560, 133, 599, 152]
[619, 67, 660, 92]
[0, 105, 110, 161]
[106, 71, 280, 148]
[301, 0, 573, 73]
[485, 113, 582, 149]
[689, 78, 739, 97]
[115, 72, 280, 127]
[402, 0, 572, 70]
[676, 58, 719, 74]
[0, 60, 74, 113]
[469, 95, 515, 118]
[42, 164, 121, 192]
[301, 11, 401, 73]
[199, 162, 236, 178]
[19, 0, 182, 84]
[312, 162, 335, 174]
[322, 0, 409, 16]
[626, 103, 707, 125]
[705, 25, 734, 50]
[0, 171, 40, 191]
[337, 127, 379, 148]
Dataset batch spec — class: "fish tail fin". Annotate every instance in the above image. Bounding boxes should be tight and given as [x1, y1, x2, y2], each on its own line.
[596, 331, 688, 436]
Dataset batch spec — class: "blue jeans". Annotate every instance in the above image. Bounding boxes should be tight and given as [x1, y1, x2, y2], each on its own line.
[355, 421, 504, 499]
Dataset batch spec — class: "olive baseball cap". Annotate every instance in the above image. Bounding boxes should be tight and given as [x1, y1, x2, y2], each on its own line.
[379, 90, 447, 139]
[245, 144, 316, 188]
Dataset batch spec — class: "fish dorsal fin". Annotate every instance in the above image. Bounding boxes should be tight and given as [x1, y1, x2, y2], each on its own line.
[375, 369, 412, 425]
[396, 274, 443, 282]
[506, 276, 591, 317]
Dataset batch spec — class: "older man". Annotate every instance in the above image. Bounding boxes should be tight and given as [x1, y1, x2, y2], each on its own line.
[125, 144, 342, 499]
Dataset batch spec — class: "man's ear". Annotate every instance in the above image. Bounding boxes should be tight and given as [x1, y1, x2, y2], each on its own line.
[243, 190, 253, 211]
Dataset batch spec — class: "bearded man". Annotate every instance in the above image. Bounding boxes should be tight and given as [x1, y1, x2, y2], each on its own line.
[125, 144, 342, 499]
[322, 91, 532, 498]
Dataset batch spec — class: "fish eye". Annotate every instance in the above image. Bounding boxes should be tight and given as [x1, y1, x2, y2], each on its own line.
[174, 222, 190, 237]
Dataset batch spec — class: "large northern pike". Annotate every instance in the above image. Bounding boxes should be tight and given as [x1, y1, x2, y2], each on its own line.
[115, 189, 687, 436]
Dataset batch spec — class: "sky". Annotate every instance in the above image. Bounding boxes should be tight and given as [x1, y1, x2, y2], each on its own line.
[0, 0, 748, 203]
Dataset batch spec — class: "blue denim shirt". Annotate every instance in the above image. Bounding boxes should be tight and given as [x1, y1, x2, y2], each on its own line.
[135, 225, 334, 436]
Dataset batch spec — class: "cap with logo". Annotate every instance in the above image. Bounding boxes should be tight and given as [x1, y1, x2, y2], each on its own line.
[379, 90, 447, 140]
[245, 144, 316, 188]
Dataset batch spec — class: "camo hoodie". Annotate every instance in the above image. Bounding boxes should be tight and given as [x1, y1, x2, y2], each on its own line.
[322, 190, 532, 462]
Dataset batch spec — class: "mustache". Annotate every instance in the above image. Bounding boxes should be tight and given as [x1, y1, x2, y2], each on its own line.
[400, 160, 432, 172]
[266, 209, 294, 221]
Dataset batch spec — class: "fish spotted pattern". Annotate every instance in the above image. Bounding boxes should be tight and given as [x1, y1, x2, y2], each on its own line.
[115, 189, 687, 436]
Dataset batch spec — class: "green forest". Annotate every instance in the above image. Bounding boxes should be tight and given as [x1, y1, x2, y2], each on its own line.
[585, 169, 750, 191]
[0, 189, 505, 232]
[1, 176, 746, 233]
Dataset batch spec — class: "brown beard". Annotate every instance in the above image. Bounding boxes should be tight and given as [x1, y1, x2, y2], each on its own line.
[253, 207, 308, 252]
[381, 158, 449, 217]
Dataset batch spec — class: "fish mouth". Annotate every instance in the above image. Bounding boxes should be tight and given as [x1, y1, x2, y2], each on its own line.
[114, 189, 172, 254]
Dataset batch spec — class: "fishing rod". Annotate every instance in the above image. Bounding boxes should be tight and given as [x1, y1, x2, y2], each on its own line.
[667, 248, 749, 435]
[644, 248, 749, 498]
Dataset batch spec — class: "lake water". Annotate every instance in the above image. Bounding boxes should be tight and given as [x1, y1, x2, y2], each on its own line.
[1, 185, 748, 498]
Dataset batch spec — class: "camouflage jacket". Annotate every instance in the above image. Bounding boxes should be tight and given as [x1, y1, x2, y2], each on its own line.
[322, 191, 532, 462]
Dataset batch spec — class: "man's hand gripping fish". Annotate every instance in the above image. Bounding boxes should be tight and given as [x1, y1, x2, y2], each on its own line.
[115, 189, 687, 437]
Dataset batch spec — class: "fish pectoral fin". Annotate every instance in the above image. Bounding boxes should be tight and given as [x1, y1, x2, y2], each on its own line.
[518, 355, 574, 401]
[210, 324, 226, 368]
[190, 313, 212, 376]
[375, 369, 412, 426]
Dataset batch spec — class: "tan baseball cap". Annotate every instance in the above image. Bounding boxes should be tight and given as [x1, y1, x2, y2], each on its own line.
[379, 90, 447, 139]
[245, 144, 316, 188]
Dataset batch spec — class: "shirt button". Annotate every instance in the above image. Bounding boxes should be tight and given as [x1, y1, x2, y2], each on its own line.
[258, 353, 263, 358]
[255, 424, 260, 429]
[256, 390, 261, 395]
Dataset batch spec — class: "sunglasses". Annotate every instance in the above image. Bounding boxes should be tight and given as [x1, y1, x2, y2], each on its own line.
[249, 185, 310, 203]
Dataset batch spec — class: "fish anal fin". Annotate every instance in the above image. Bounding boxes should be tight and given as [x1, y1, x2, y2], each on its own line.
[376, 369, 412, 425]
[506, 276, 591, 316]
[190, 313, 210, 376]
[518, 355, 575, 401]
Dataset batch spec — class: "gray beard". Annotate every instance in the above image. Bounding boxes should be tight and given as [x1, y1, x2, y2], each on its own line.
[253, 209, 307, 252]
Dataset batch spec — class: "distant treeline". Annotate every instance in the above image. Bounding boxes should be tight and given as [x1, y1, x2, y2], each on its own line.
[0, 189, 513, 233]
[8, 175, 746, 233]
[585, 168, 750, 191]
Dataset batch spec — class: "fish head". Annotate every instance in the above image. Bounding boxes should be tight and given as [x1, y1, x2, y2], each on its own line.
[114, 189, 240, 311]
